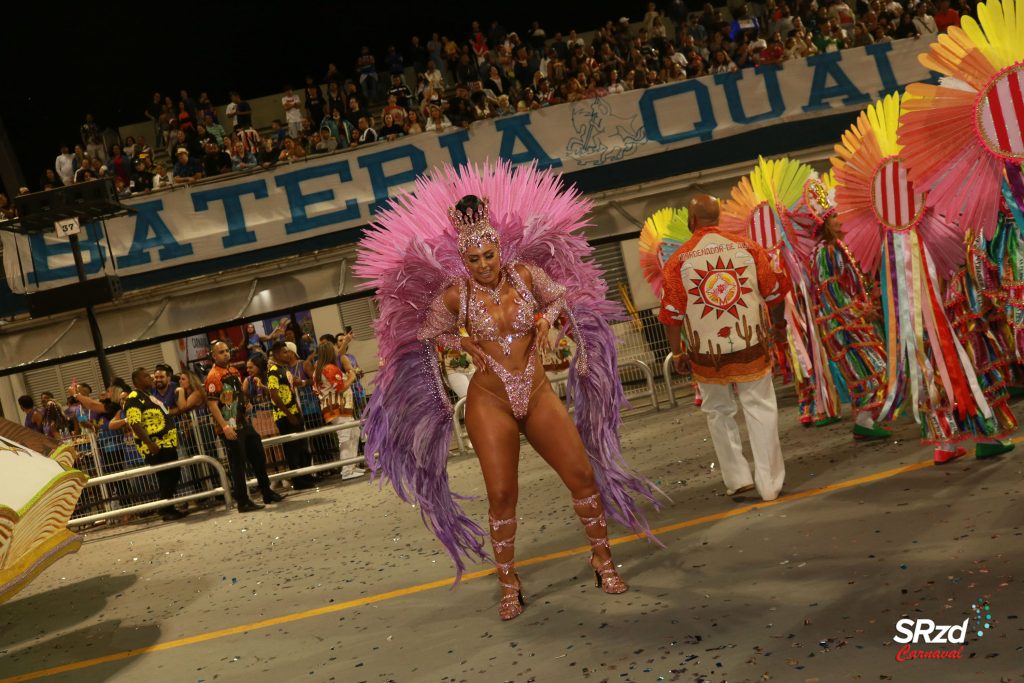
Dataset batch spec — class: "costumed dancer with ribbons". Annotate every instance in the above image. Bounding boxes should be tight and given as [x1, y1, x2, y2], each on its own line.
[988, 198, 1024, 392]
[943, 231, 1018, 458]
[785, 172, 893, 440]
[638, 206, 703, 406]
[832, 92, 1014, 463]
[721, 157, 842, 428]
[355, 162, 659, 621]
[898, 0, 1024, 407]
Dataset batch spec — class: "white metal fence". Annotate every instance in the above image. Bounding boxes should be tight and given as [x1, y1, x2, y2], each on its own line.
[65, 385, 367, 524]
[62, 312, 685, 527]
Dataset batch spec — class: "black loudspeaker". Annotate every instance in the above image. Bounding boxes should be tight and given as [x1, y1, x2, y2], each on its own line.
[14, 180, 119, 232]
[26, 275, 122, 318]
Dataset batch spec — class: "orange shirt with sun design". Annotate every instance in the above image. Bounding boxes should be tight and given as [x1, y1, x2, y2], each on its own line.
[659, 226, 790, 384]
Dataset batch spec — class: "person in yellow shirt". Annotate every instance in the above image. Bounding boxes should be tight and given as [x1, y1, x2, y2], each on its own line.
[269, 341, 315, 489]
[124, 367, 184, 521]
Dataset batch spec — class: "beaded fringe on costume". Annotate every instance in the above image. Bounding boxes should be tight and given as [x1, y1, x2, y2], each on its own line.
[779, 238, 840, 422]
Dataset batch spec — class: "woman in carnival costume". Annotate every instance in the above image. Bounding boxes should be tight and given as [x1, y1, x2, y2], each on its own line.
[787, 172, 893, 440]
[355, 162, 659, 621]
[721, 156, 842, 428]
[832, 92, 1014, 462]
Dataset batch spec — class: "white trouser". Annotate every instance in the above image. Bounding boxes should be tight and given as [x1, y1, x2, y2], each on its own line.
[331, 416, 359, 463]
[698, 374, 785, 501]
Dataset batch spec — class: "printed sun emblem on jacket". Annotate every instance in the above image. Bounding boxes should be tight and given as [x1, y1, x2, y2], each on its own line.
[687, 257, 752, 320]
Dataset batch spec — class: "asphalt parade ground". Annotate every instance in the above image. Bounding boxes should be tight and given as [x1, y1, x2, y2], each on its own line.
[1, 385, 1022, 683]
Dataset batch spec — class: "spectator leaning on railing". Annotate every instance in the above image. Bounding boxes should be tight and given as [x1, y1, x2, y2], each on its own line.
[172, 148, 203, 184]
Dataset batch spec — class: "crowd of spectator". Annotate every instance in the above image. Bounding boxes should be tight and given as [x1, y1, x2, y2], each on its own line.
[16, 319, 370, 520]
[3, 0, 974, 208]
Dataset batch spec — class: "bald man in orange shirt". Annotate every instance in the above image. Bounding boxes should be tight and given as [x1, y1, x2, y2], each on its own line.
[660, 195, 792, 501]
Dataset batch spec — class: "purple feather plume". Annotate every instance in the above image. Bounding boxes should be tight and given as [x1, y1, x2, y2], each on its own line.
[362, 343, 488, 582]
[567, 306, 662, 542]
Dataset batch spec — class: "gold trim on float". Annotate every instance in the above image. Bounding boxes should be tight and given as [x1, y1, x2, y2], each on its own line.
[0, 530, 83, 605]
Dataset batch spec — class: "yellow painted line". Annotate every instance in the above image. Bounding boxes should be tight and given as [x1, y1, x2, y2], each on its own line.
[0, 457, 938, 683]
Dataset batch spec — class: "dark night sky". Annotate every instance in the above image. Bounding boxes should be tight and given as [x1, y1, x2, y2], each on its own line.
[1, 0, 648, 193]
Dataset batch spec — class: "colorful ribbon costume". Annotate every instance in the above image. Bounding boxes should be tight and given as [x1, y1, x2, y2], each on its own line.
[832, 93, 996, 449]
[722, 156, 841, 425]
[791, 172, 891, 437]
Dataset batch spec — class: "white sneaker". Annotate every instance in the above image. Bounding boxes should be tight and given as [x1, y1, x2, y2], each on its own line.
[341, 466, 367, 480]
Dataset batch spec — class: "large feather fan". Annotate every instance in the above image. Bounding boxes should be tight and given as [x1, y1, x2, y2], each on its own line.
[832, 92, 965, 278]
[899, 0, 1024, 236]
[638, 207, 690, 297]
[721, 155, 815, 254]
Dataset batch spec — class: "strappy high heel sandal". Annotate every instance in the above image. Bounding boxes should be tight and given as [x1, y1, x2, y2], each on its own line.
[490, 515, 525, 620]
[572, 494, 628, 595]
[591, 555, 628, 594]
[496, 563, 525, 620]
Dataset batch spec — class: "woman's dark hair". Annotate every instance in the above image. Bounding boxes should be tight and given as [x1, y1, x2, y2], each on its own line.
[248, 353, 268, 380]
[455, 194, 483, 216]
[42, 402, 69, 431]
[245, 354, 268, 399]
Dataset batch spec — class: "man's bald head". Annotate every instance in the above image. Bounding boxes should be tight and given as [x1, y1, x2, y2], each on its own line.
[688, 194, 721, 229]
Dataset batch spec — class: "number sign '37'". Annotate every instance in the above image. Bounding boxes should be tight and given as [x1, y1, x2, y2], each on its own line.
[53, 217, 81, 239]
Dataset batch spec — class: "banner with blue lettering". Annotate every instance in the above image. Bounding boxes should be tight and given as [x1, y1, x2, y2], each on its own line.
[2, 40, 930, 294]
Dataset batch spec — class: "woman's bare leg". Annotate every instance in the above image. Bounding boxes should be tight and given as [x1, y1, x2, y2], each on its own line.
[464, 384, 526, 618]
[521, 385, 627, 593]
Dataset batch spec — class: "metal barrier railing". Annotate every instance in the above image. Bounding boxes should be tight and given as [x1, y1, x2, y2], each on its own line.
[250, 419, 366, 485]
[68, 455, 233, 527]
[663, 352, 678, 408]
[62, 354, 659, 525]
[621, 359, 659, 412]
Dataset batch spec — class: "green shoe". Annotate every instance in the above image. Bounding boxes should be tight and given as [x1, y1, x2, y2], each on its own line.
[975, 441, 1015, 459]
[814, 416, 841, 427]
[852, 424, 892, 440]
